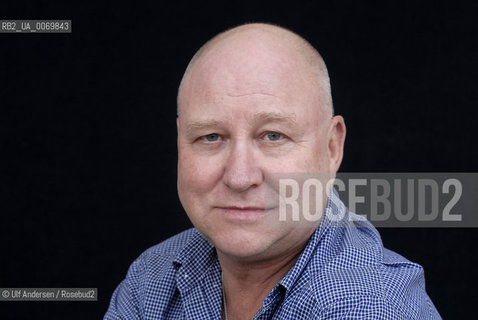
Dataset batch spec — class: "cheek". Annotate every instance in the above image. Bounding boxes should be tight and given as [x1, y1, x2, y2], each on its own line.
[270, 145, 326, 173]
[307, 136, 330, 169]
[178, 151, 224, 195]
[177, 151, 225, 229]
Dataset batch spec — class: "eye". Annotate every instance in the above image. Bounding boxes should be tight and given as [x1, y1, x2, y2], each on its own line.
[204, 133, 220, 142]
[265, 132, 282, 141]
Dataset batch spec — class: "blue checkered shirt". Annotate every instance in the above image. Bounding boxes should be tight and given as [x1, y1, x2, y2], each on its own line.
[105, 191, 441, 319]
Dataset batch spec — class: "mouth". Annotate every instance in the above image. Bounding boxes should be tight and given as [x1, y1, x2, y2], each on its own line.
[216, 206, 273, 219]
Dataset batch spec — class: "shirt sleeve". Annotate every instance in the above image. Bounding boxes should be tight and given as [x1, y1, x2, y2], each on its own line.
[104, 257, 146, 320]
[318, 295, 441, 320]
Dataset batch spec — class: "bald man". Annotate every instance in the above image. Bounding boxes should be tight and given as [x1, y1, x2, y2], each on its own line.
[105, 24, 441, 319]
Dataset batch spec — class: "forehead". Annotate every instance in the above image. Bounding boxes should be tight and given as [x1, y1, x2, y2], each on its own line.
[177, 32, 326, 130]
[184, 35, 317, 100]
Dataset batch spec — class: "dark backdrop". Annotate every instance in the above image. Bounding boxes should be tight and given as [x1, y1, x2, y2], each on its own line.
[1, 1, 476, 319]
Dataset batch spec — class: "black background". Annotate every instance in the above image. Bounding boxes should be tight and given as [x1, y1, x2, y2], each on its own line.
[1, 1, 476, 319]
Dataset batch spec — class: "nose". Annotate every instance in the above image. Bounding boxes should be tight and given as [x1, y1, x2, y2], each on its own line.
[222, 140, 264, 192]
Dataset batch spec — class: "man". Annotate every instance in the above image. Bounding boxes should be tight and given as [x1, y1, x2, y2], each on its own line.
[105, 23, 440, 319]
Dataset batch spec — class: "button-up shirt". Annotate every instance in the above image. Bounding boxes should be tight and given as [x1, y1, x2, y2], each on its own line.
[105, 190, 441, 319]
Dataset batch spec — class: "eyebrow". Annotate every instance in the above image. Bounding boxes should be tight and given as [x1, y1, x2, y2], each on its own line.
[253, 112, 298, 127]
[186, 119, 221, 136]
[185, 112, 298, 135]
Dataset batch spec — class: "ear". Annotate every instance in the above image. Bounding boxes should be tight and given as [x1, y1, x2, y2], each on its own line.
[327, 115, 346, 173]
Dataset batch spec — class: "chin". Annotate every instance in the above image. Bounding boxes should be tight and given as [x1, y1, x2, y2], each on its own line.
[211, 229, 276, 260]
[218, 245, 269, 261]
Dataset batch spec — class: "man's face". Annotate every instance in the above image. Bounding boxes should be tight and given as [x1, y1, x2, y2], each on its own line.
[177, 37, 337, 262]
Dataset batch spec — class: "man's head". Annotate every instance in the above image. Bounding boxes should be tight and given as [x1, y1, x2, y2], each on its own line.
[177, 23, 333, 117]
[176, 23, 346, 263]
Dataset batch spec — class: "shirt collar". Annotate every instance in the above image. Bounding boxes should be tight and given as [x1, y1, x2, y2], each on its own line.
[278, 188, 347, 294]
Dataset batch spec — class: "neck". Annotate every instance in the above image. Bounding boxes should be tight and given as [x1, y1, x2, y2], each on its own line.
[218, 235, 312, 320]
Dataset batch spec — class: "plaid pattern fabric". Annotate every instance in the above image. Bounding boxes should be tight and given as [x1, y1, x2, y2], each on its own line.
[105, 191, 441, 319]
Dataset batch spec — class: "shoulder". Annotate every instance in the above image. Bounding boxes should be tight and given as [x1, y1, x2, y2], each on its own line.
[105, 228, 204, 319]
[307, 217, 440, 318]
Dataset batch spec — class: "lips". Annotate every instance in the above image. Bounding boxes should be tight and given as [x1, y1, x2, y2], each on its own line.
[217, 206, 270, 219]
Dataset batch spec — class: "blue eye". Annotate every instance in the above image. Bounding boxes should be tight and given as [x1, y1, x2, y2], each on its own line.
[205, 134, 219, 142]
[266, 132, 282, 141]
